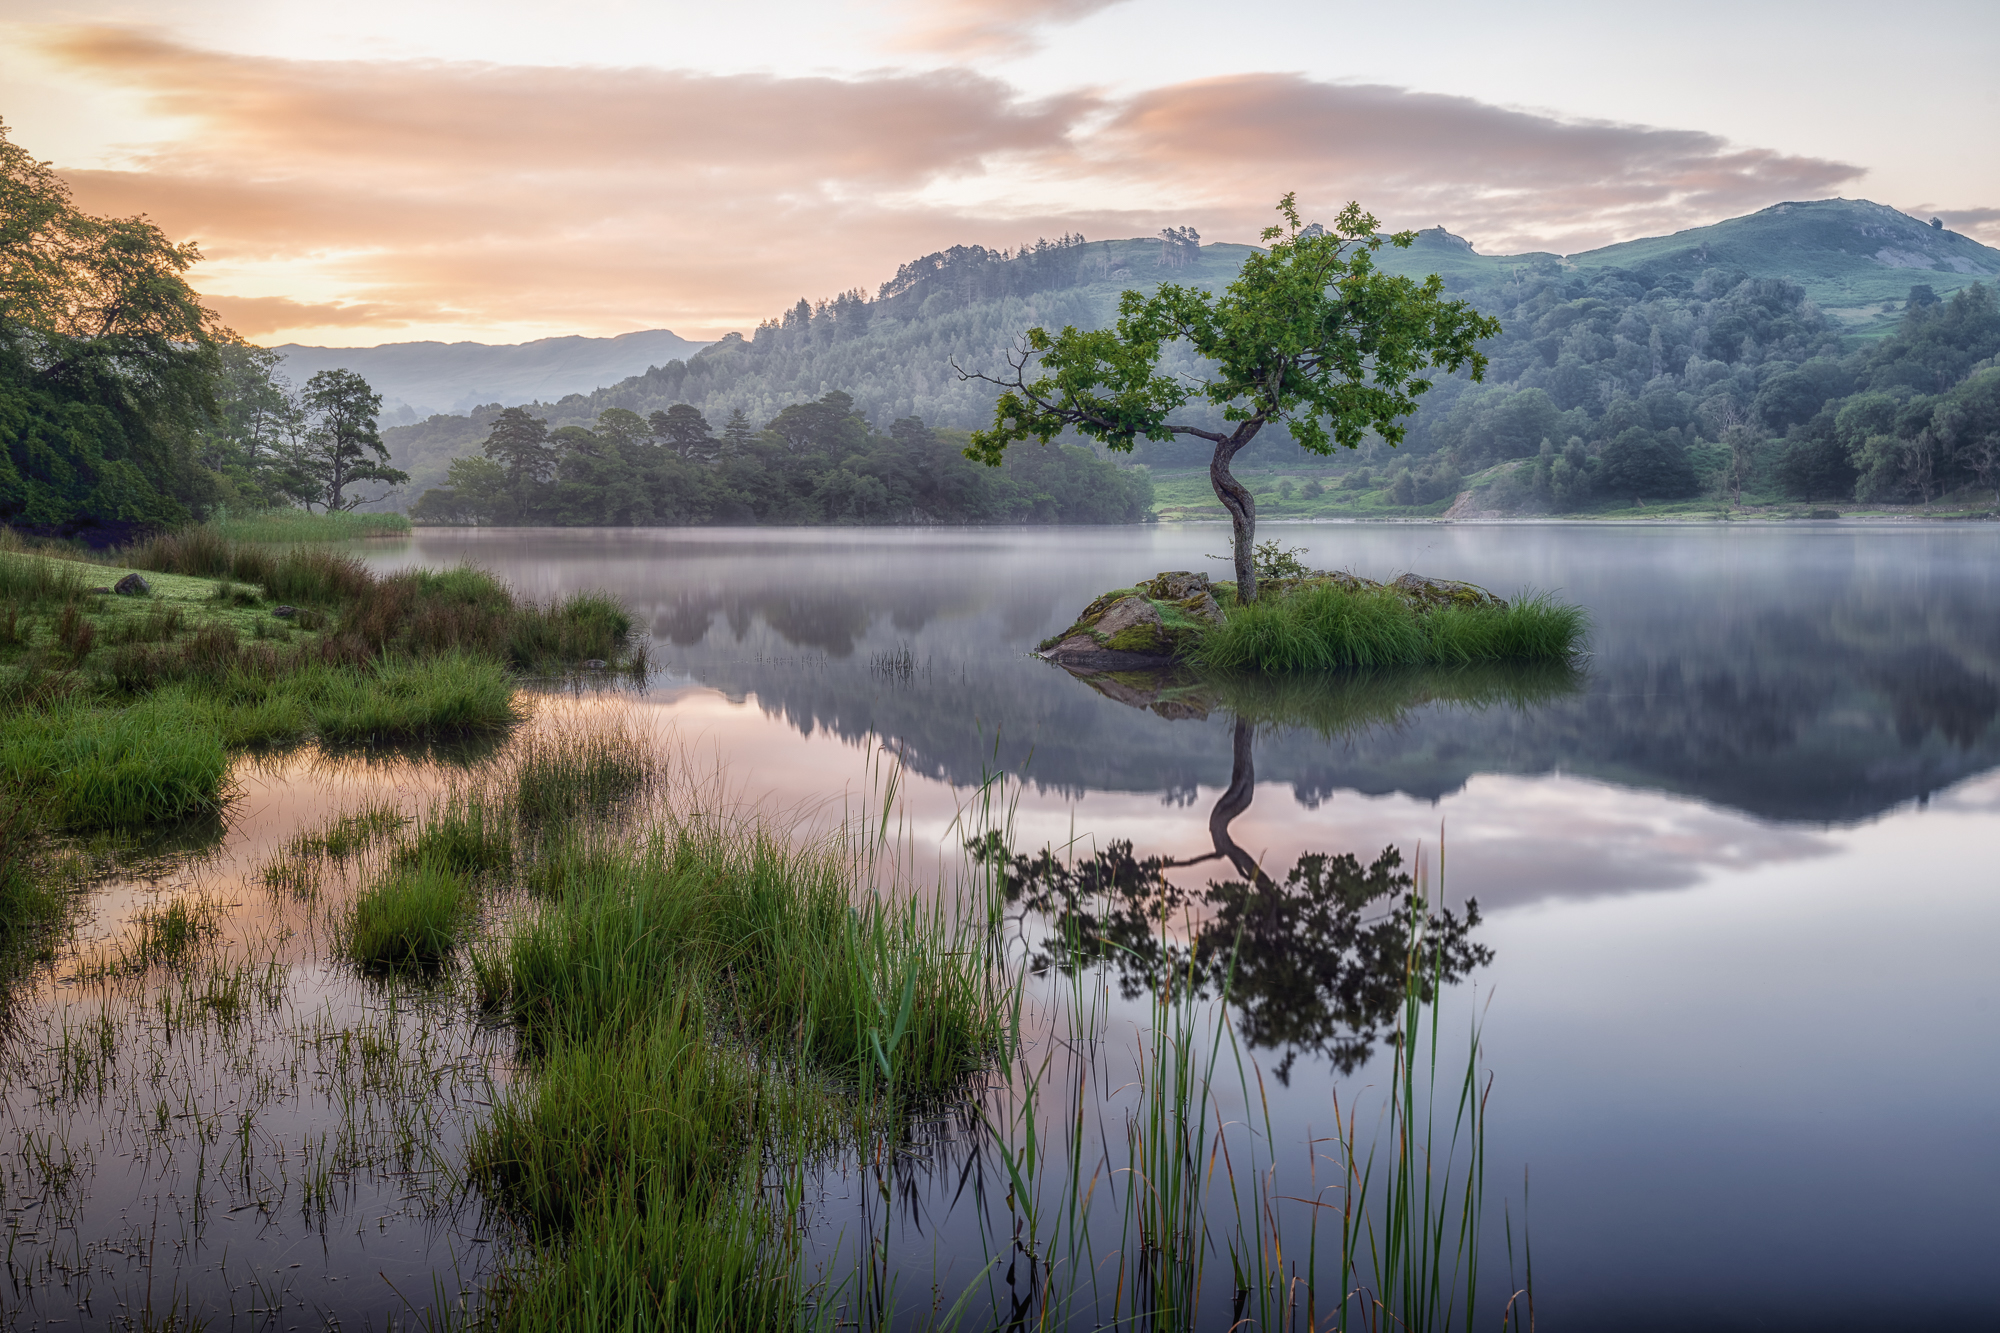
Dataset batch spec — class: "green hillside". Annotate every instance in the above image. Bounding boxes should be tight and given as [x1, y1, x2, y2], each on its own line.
[381, 201, 2000, 520]
[1559, 199, 2000, 333]
[1362, 200, 2000, 335]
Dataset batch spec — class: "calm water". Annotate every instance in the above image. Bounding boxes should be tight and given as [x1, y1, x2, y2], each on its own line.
[3, 522, 1995, 1330]
[374, 522, 2000, 1331]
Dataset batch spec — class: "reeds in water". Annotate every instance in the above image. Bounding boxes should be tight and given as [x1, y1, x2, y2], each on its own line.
[345, 863, 473, 971]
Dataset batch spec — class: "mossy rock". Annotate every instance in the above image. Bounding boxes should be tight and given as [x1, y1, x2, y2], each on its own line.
[1037, 571, 1227, 667]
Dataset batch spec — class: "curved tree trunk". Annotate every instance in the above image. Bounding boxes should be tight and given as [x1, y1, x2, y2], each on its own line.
[1208, 716, 1274, 888]
[1209, 420, 1264, 602]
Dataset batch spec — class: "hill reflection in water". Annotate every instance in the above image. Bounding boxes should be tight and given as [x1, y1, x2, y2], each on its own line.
[373, 522, 2000, 826]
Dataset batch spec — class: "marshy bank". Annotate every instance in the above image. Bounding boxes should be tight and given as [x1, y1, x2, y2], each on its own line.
[0, 523, 635, 964]
[0, 664, 1523, 1331]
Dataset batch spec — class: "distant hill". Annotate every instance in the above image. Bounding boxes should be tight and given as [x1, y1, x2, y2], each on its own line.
[1365, 199, 2000, 334]
[273, 328, 710, 423]
[377, 200, 2000, 510]
[1562, 199, 1999, 332]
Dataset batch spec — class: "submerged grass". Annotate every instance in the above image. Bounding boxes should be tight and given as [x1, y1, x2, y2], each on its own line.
[396, 789, 515, 878]
[1189, 583, 1587, 673]
[511, 719, 651, 824]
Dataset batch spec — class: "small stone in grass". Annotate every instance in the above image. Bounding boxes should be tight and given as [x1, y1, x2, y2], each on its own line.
[113, 572, 150, 596]
[272, 605, 298, 618]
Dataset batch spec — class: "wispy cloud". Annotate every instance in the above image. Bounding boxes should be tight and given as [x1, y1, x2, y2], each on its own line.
[34, 25, 1891, 344]
[1087, 75, 1866, 254]
[881, 0, 1130, 56]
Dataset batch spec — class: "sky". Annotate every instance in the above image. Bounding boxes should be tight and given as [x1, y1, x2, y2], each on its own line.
[4, 0, 1996, 346]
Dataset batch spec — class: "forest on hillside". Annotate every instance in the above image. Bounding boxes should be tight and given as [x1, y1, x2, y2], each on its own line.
[383, 225, 2000, 515]
[1391, 267, 2000, 512]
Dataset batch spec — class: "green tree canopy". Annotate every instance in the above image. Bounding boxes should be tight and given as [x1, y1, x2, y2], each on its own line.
[961, 195, 1499, 599]
[287, 369, 406, 511]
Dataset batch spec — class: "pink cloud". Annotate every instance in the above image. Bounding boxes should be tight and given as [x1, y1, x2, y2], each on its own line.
[33, 26, 1922, 344]
[883, 0, 1131, 56]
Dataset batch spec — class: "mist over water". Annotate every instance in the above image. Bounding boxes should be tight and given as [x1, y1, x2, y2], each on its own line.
[366, 521, 2000, 1328]
[3, 521, 1994, 1330]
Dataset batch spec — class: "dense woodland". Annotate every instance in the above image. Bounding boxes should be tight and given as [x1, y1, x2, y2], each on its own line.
[1400, 268, 2000, 511]
[405, 391, 1153, 526]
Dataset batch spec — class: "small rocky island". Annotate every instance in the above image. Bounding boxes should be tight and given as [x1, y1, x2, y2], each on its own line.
[1040, 569, 1516, 671]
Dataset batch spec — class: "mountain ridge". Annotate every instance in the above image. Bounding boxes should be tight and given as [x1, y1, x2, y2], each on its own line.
[273, 327, 710, 423]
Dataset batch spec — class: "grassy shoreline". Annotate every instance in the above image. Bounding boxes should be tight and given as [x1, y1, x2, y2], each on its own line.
[0, 522, 634, 962]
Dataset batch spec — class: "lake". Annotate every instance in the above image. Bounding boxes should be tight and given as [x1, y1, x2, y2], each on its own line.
[5, 521, 1996, 1330]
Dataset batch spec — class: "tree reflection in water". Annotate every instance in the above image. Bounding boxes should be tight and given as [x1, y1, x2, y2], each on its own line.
[977, 662, 1583, 1081]
[976, 714, 1489, 1083]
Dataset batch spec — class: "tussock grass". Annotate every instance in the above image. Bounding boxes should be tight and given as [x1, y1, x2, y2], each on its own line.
[502, 821, 995, 1091]
[512, 719, 651, 824]
[480, 1181, 802, 1333]
[1189, 583, 1587, 672]
[395, 789, 514, 878]
[0, 552, 90, 608]
[472, 993, 775, 1233]
[0, 695, 231, 828]
[453, 737, 1005, 1328]
[344, 863, 472, 970]
[308, 653, 520, 743]
[0, 654, 517, 834]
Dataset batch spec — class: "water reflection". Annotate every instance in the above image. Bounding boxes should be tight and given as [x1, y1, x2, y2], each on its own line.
[370, 525, 2000, 825]
[981, 686, 1509, 1081]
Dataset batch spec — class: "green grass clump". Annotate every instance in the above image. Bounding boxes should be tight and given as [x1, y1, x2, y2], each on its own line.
[0, 694, 231, 828]
[395, 790, 514, 878]
[0, 552, 90, 608]
[1420, 594, 1590, 665]
[470, 996, 811, 1330]
[507, 591, 633, 669]
[472, 994, 769, 1233]
[1188, 583, 1586, 672]
[480, 1178, 800, 1333]
[503, 823, 994, 1089]
[470, 796, 999, 1328]
[308, 653, 520, 743]
[345, 863, 472, 970]
[512, 722, 651, 824]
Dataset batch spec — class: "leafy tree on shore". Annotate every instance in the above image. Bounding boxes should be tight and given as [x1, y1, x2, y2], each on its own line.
[960, 195, 1498, 600]
[2, 117, 226, 532]
[287, 369, 407, 512]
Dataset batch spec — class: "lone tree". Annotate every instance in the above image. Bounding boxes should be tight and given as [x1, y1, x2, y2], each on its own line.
[959, 195, 1500, 602]
[288, 368, 407, 511]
